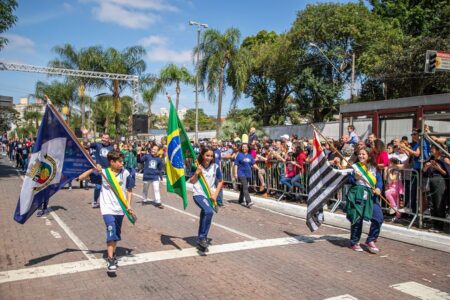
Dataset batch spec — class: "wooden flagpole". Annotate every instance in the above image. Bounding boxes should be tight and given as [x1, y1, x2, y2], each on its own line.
[309, 123, 398, 213]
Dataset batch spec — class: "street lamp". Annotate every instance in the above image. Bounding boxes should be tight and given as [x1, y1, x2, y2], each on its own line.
[308, 42, 356, 102]
[189, 20, 208, 144]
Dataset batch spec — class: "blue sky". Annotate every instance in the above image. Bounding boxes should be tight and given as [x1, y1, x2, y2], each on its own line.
[1, 0, 351, 117]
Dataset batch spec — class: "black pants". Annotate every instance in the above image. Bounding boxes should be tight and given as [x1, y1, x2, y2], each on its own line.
[427, 176, 447, 230]
[238, 176, 252, 205]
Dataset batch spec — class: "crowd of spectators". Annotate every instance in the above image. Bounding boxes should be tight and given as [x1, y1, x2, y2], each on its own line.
[1, 124, 449, 232]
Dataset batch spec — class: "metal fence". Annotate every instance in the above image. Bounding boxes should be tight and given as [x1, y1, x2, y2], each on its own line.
[219, 159, 449, 231]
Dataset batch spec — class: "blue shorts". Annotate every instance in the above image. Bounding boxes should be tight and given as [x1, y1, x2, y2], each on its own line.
[103, 214, 124, 242]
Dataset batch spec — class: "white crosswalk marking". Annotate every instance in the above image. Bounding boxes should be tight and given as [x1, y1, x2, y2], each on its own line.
[0, 233, 347, 284]
[390, 281, 450, 299]
[324, 295, 358, 300]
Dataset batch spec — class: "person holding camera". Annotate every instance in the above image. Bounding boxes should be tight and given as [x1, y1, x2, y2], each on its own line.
[423, 144, 449, 232]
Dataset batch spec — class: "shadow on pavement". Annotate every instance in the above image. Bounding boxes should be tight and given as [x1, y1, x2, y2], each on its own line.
[49, 205, 67, 212]
[0, 159, 21, 178]
[25, 248, 89, 266]
[24, 246, 133, 266]
[326, 238, 350, 248]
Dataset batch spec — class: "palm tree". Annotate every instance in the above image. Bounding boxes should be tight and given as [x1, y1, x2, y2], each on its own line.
[35, 80, 78, 124]
[23, 104, 42, 129]
[158, 64, 194, 111]
[48, 44, 103, 129]
[194, 27, 248, 136]
[100, 46, 146, 136]
[142, 86, 159, 131]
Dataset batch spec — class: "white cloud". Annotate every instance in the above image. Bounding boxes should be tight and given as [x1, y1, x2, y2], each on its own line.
[138, 35, 168, 47]
[147, 47, 192, 64]
[93, 2, 159, 29]
[2, 34, 35, 53]
[89, 0, 177, 29]
[106, 0, 178, 12]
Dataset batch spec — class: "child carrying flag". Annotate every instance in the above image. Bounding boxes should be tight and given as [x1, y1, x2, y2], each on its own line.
[189, 146, 223, 252]
[79, 150, 135, 273]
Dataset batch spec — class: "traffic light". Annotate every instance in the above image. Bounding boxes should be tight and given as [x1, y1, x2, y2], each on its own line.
[425, 50, 437, 73]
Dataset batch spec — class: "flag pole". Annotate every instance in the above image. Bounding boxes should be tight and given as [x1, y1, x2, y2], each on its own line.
[44, 96, 136, 222]
[309, 123, 398, 213]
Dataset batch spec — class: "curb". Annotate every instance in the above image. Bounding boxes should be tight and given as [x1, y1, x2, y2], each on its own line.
[136, 173, 450, 252]
[221, 189, 450, 253]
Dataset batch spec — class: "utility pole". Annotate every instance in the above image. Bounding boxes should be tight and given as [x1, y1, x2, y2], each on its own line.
[189, 21, 208, 144]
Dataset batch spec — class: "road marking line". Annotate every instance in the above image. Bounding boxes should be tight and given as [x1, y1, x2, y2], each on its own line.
[324, 295, 358, 300]
[16, 169, 96, 261]
[44, 218, 52, 226]
[390, 281, 450, 299]
[0, 233, 347, 284]
[133, 193, 259, 240]
[48, 210, 97, 260]
[49, 230, 61, 239]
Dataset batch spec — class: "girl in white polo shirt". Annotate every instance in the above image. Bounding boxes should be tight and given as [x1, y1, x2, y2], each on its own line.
[189, 146, 223, 252]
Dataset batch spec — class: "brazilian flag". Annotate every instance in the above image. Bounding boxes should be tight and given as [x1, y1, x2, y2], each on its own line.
[166, 100, 196, 209]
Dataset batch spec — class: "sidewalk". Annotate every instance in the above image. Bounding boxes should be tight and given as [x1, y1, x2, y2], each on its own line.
[220, 189, 450, 253]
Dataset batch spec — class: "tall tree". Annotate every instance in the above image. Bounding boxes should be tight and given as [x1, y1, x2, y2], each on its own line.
[35, 80, 78, 123]
[241, 31, 297, 125]
[195, 28, 248, 136]
[0, 0, 18, 50]
[0, 106, 18, 132]
[158, 64, 194, 111]
[363, 0, 450, 98]
[49, 44, 103, 129]
[142, 86, 159, 130]
[100, 46, 146, 136]
[23, 104, 42, 129]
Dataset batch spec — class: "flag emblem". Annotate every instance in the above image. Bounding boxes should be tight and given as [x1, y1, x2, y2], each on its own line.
[168, 132, 183, 169]
[28, 155, 57, 189]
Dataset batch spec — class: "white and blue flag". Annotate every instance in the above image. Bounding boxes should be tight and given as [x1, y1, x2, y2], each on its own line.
[14, 104, 93, 224]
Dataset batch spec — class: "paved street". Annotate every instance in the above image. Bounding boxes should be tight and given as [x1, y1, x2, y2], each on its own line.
[0, 156, 449, 300]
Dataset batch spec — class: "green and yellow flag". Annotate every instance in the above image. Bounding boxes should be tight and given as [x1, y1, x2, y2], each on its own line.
[166, 100, 196, 209]
[165, 100, 217, 211]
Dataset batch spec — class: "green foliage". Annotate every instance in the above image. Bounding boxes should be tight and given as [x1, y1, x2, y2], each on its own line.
[0, 0, 18, 50]
[0, 105, 18, 132]
[182, 109, 215, 131]
[363, 1, 450, 98]
[159, 64, 194, 110]
[35, 80, 78, 122]
[241, 32, 297, 125]
[369, 0, 450, 38]
[195, 27, 248, 135]
[49, 44, 104, 128]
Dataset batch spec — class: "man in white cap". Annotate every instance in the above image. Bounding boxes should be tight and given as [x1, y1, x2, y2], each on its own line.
[280, 134, 292, 152]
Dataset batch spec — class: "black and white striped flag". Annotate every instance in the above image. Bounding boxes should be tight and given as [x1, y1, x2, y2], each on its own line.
[306, 131, 353, 232]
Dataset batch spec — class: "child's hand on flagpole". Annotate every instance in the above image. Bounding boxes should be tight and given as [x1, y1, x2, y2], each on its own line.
[374, 188, 381, 196]
[95, 164, 102, 172]
[355, 171, 362, 180]
[195, 165, 203, 175]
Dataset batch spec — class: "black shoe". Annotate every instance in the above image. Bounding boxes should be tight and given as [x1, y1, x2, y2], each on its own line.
[196, 239, 209, 252]
[107, 257, 117, 272]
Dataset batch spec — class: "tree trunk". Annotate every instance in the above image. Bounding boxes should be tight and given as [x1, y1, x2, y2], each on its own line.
[216, 66, 225, 137]
[148, 105, 152, 131]
[80, 83, 85, 129]
[113, 80, 121, 140]
[175, 80, 180, 111]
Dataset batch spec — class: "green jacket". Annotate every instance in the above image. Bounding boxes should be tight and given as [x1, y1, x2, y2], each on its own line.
[122, 149, 137, 169]
[345, 185, 373, 225]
